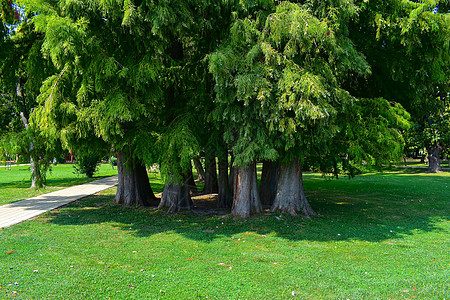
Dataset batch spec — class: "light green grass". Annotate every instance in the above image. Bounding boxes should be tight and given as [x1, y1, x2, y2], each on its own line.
[0, 169, 448, 299]
[0, 163, 118, 206]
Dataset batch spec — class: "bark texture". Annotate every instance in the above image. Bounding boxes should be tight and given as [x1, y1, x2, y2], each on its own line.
[193, 157, 206, 181]
[260, 160, 279, 206]
[427, 142, 443, 173]
[217, 156, 232, 208]
[115, 152, 157, 206]
[232, 162, 262, 218]
[271, 159, 316, 217]
[203, 153, 218, 194]
[20, 111, 37, 188]
[159, 170, 193, 212]
[185, 162, 198, 194]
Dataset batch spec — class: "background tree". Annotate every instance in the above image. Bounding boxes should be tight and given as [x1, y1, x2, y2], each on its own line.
[347, 0, 450, 172]
[1, 0, 57, 187]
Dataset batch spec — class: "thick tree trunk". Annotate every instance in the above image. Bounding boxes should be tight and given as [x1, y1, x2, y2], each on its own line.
[228, 153, 235, 197]
[159, 172, 193, 213]
[193, 157, 205, 181]
[185, 162, 198, 194]
[217, 156, 232, 208]
[115, 152, 157, 206]
[203, 153, 218, 194]
[271, 159, 316, 217]
[260, 160, 279, 206]
[232, 162, 262, 218]
[427, 143, 443, 173]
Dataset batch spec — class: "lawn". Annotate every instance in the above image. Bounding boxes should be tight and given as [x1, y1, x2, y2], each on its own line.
[0, 170, 449, 299]
[0, 163, 118, 206]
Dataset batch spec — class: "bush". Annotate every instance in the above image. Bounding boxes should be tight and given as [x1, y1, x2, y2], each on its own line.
[74, 154, 101, 178]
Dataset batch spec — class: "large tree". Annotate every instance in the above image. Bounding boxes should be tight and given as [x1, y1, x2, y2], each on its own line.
[0, 1, 57, 187]
[210, 0, 410, 217]
[20, 0, 237, 208]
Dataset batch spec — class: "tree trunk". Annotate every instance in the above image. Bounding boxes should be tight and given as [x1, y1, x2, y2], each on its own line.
[20, 111, 37, 188]
[228, 153, 235, 198]
[427, 142, 443, 173]
[203, 153, 218, 194]
[115, 151, 157, 206]
[232, 162, 262, 218]
[271, 159, 316, 217]
[185, 162, 198, 194]
[260, 160, 279, 207]
[159, 171, 193, 213]
[217, 156, 232, 208]
[193, 157, 205, 181]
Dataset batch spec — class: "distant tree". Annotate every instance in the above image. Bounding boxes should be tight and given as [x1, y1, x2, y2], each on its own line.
[347, 0, 450, 172]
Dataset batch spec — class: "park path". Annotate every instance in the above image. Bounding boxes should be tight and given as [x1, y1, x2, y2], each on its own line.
[0, 175, 118, 229]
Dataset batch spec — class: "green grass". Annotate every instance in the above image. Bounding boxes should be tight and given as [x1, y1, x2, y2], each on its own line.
[0, 170, 449, 299]
[0, 163, 118, 206]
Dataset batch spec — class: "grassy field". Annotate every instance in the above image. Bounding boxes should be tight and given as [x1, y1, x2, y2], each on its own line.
[0, 163, 118, 206]
[0, 169, 448, 299]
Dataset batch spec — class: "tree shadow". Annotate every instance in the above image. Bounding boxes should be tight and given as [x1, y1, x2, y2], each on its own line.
[47, 172, 449, 244]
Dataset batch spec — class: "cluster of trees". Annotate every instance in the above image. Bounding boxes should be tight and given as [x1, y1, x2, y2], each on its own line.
[1, 0, 448, 217]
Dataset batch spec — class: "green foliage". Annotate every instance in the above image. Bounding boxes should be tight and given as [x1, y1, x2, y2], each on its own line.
[157, 115, 200, 184]
[210, 1, 388, 167]
[73, 154, 101, 178]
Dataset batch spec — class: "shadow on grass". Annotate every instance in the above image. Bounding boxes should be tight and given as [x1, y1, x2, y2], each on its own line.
[45, 171, 450, 244]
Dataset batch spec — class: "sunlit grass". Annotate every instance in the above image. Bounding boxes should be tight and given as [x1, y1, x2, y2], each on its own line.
[1, 170, 448, 299]
[0, 163, 118, 206]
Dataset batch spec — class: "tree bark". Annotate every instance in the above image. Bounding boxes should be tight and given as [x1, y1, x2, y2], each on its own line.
[217, 156, 232, 208]
[159, 171, 193, 213]
[271, 159, 316, 217]
[228, 153, 235, 198]
[427, 142, 443, 173]
[115, 151, 157, 206]
[185, 162, 198, 194]
[203, 153, 218, 194]
[260, 160, 279, 206]
[193, 157, 205, 181]
[19, 111, 37, 188]
[232, 162, 262, 218]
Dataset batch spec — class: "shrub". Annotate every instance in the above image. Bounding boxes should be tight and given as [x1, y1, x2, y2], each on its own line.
[74, 154, 102, 178]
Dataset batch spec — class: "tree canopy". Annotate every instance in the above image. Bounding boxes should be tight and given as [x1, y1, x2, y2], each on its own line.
[1, 0, 448, 216]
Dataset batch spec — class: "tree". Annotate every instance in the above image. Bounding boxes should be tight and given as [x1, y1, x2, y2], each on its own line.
[347, 0, 450, 172]
[210, 0, 412, 217]
[21, 0, 237, 209]
[0, 1, 57, 188]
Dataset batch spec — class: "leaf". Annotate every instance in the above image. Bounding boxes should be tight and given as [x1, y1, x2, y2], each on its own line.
[6, 251, 15, 255]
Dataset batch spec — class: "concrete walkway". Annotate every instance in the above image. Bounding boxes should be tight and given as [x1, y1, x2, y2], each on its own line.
[0, 175, 118, 229]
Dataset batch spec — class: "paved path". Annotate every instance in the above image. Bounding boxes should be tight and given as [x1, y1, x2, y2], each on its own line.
[0, 163, 30, 168]
[0, 175, 118, 229]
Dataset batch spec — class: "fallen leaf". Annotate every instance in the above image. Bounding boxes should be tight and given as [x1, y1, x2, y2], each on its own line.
[218, 263, 225, 266]
[203, 229, 214, 233]
[187, 256, 194, 261]
[6, 251, 15, 255]
[227, 266, 232, 270]
[129, 286, 135, 289]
